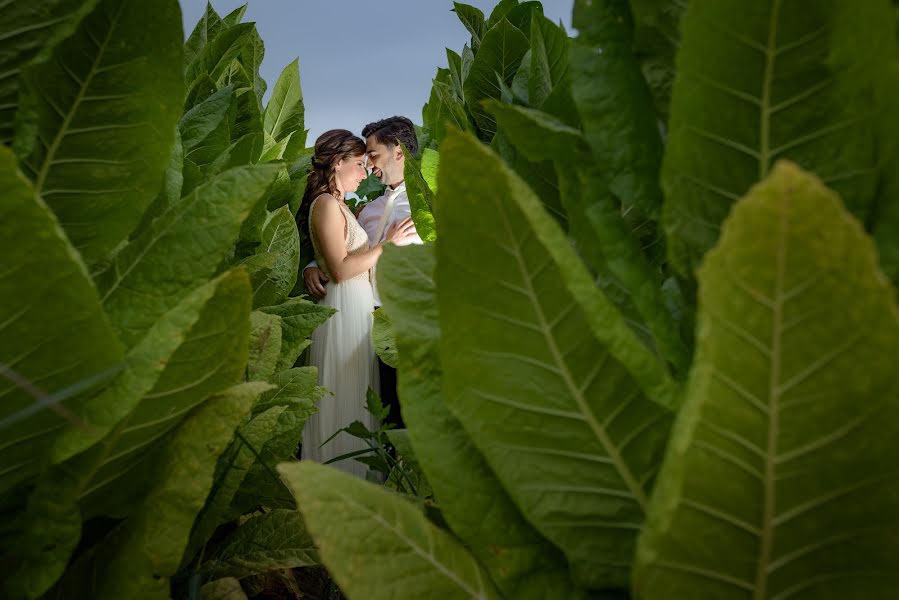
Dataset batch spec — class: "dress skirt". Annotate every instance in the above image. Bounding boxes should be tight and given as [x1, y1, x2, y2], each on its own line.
[301, 277, 379, 478]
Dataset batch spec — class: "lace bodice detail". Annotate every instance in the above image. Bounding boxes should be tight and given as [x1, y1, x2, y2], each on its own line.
[309, 195, 370, 283]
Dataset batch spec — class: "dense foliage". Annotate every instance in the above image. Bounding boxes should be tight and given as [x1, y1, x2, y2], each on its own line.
[290, 0, 899, 599]
[0, 2, 333, 598]
[2, 0, 899, 599]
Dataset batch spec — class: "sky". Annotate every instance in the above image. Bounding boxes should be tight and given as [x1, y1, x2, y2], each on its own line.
[180, 1, 574, 142]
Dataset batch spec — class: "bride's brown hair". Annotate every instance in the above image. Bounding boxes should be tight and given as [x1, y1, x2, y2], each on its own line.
[297, 129, 365, 241]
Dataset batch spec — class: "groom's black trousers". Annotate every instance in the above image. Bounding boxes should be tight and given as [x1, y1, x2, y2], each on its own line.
[378, 356, 404, 429]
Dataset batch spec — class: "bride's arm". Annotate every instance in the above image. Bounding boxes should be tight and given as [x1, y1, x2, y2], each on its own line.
[311, 195, 414, 283]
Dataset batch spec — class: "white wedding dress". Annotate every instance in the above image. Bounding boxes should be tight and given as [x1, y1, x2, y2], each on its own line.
[301, 195, 379, 478]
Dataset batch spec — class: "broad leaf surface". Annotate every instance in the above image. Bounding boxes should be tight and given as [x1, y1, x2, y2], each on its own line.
[184, 2, 223, 68]
[453, 2, 486, 50]
[258, 298, 335, 373]
[0, 146, 123, 494]
[529, 14, 569, 108]
[209, 509, 319, 579]
[182, 403, 286, 567]
[252, 206, 301, 308]
[184, 22, 255, 88]
[264, 58, 305, 161]
[0, 0, 100, 144]
[92, 382, 269, 600]
[16, 0, 183, 264]
[279, 461, 502, 600]
[401, 143, 437, 242]
[662, 0, 895, 278]
[231, 367, 325, 513]
[372, 308, 398, 369]
[96, 164, 279, 347]
[635, 162, 899, 599]
[248, 311, 282, 382]
[463, 18, 529, 140]
[436, 131, 675, 589]
[570, 0, 664, 222]
[378, 244, 582, 598]
[628, 0, 685, 121]
[178, 86, 234, 152]
[67, 269, 252, 520]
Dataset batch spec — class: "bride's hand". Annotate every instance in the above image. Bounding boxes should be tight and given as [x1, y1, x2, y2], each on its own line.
[384, 217, 417, 245]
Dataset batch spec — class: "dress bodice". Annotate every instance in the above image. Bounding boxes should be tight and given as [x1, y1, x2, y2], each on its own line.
[309, 195, 370, 283]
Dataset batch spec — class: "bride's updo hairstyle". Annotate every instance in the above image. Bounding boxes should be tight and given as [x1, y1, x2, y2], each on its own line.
[297, 129, 365, 241]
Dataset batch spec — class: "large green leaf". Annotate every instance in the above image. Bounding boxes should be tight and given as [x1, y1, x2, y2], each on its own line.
[452, 2, 486, 51]
[487, 0, 520, 28]
[179, 86, 234, 153]
[570, 0, 664, 222]
[92, 382, 269, 600]
[0, 0, 100, 144]
[68, 268, 252, 519]
[0, 145, 123, 494]
[9, 270, 254, 596]
[401, 143, 437, 242]
[222, 4, 248, 27]
[257, 298, 335, 373]
[247, 311, 282, 382]
[628, 0, 685, 121]
[252, 206, 301, 308]
[96, 164, 279, 347]
[239, 27, 266, 108]
[231, 367, 325, 513]
[208, 509, 319, 579]
[463, 18, 530, 140]
[184, 2, 223, 68]
[436, 131, 674, 589]
[185, 22, 255, 88]
[378, 244, 582, 598]
[662, 0, 895, 278]
[279, 461, 502, 600]
[528, 14, 569, 108]
[371, 308, 398, 369]
[635, 161, 899, 599]
[264, 58, 306, 161]
[15, 0, 183, 264]
[182, 404, 287, 567]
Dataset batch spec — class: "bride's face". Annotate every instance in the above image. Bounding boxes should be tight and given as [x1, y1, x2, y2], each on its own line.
[335, 153, 368, 193]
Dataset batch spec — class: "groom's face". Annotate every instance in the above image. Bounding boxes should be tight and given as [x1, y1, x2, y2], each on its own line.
[365, 138, 403, 187]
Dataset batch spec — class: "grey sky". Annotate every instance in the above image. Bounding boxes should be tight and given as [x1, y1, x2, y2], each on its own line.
[180, 1, 574, 143]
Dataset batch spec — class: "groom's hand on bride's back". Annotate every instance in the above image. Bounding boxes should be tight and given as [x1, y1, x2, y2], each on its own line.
[304, 266, 329, 300]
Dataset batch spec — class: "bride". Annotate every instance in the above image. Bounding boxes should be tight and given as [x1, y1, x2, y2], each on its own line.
[298, 129, 414, 477]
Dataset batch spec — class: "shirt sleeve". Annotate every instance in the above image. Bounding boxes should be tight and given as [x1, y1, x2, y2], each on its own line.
[303, 259, 319, 271]
[392, 201, 424, 246]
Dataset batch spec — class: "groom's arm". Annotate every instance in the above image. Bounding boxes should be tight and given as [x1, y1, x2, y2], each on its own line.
[302, 260, 329, 300]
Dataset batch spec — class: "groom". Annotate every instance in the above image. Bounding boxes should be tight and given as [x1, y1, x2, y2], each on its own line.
[304, 116, 423, 427]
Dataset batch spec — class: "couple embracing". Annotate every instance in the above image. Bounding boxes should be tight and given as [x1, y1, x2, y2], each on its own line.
[297, 117, 422, 477]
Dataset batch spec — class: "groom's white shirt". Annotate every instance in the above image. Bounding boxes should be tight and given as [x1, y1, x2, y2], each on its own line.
[359, 183, 423, 306]
[305, 182, 423, 306]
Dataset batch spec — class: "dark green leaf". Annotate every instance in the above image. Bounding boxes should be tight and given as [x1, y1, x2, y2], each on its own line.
[571, 0, 664, 222]
[185, 22, 255, 87]
[662, 0, 894, 278]
[463, 18, 530, 140]
[0, 146, 123, 494]
[452, 2, 486, 50]
[184, 2, 223, 68]
[96, 164, 280, 347]
[16, 0, 184, 264]
[210, 509, 318, 579]
[0, 0, 101, 144]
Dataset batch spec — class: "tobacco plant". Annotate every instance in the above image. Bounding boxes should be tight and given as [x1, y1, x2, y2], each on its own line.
[281, 1, 899, 599]
[0, 2, 331, 598]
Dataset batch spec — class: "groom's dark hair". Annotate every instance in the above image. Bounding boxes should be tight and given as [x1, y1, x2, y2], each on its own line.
[362, 116, 418, 156]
